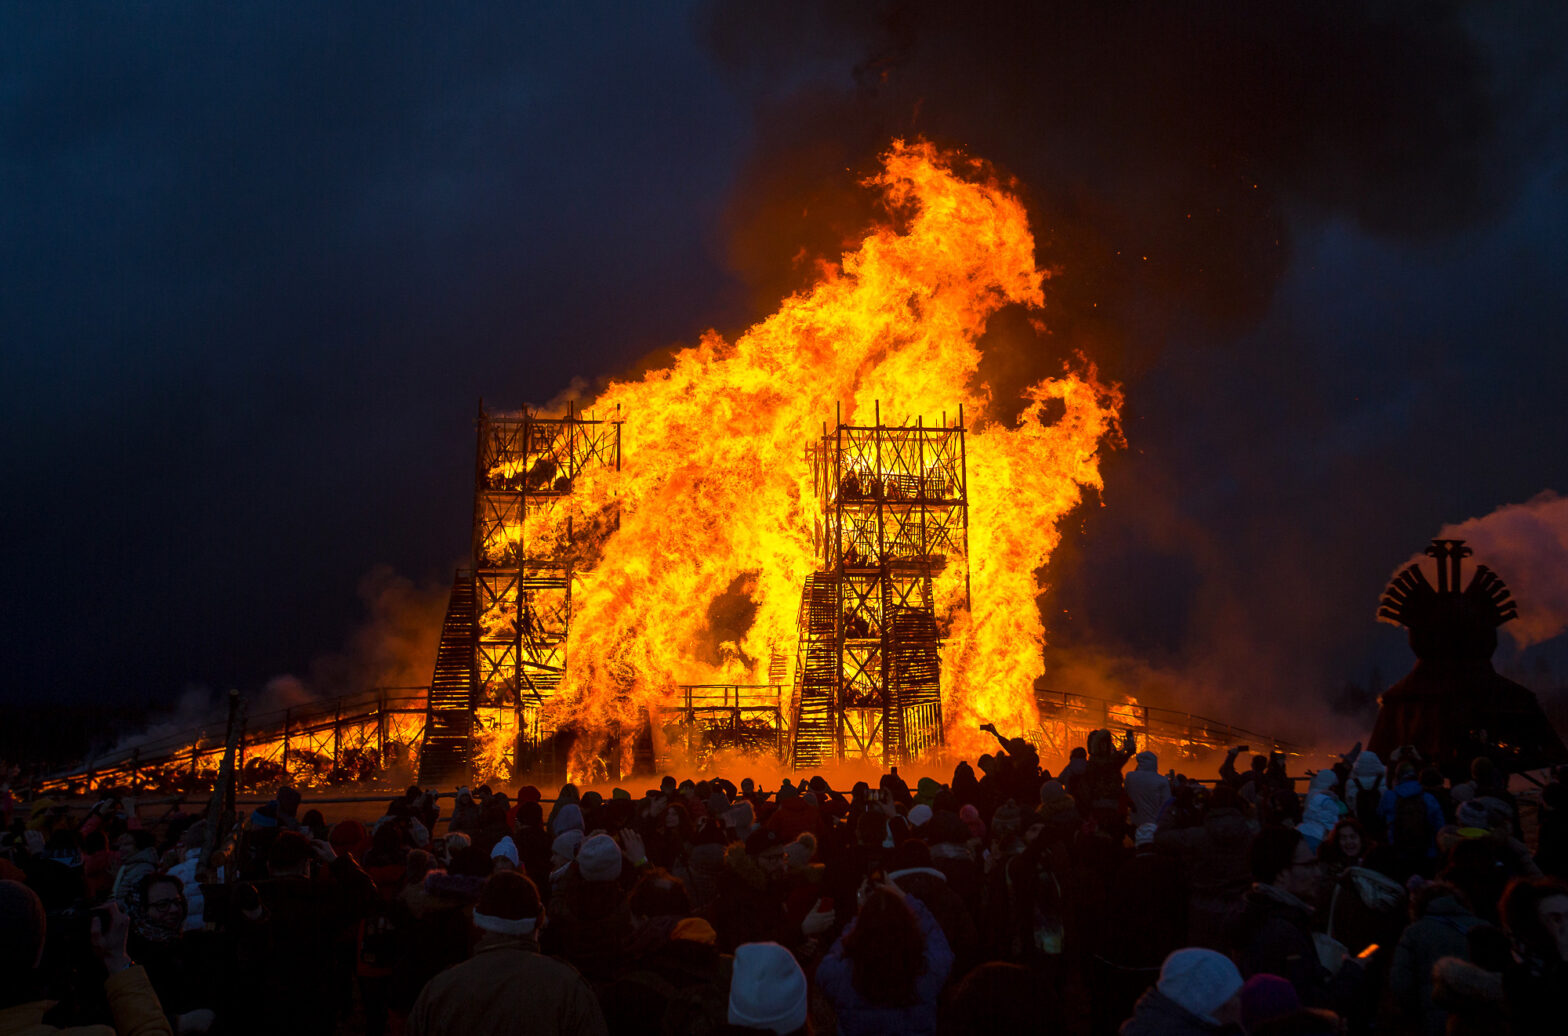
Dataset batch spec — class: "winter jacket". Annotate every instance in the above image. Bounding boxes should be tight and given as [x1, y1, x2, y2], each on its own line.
[408, 932, 607, 1036]
[1124, 752, 1171, 830]
[110, 848, 158, 905]
[1431, 956, 1510, 1036]
[0, 965, 173, 1036]
[1154, 806, 1255, 950]
[163, 851, 206, 932]
[1235, 882, 1359, 1013]
[598, 929, 734, 1035]
[1118, 988, 1233, 1036]
[1390, 893, 1483, 1036]
[816, 894, 954, 1036]
[1379, 779, 1447, 858]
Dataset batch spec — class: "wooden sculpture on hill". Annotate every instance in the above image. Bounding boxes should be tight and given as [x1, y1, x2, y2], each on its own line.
[1369, 539, 1568, 776]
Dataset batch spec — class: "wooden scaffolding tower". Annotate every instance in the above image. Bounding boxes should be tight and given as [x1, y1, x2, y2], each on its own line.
[791, 405, 968, 767]
[419, 401, 621, 784]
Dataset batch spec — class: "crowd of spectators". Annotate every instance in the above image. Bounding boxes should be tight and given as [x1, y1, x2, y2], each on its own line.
[3, 732, 1568, 1035]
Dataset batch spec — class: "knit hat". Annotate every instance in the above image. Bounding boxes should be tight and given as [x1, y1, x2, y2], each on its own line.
[958, 803, 986, 841]
[552, 803, 584, 835]
[515, 785, 541, 804]
[1238, 973, 1300, 1028]
[329, 819, 371, 861]
[672, 916, 718, 945]
[577, 833, 623, 883]
[1456, 799, 1491, 830]
[551, 829, 584, 861]
[783, 832, 817, 870]
[472, 870, 541, 936]
[490, 836, 520, 869]
[1156, 948, 1244, 1024]
[728, 942, 809, 1034]
[992, 800, 1023, 836]
[915, 776, 943, 805]
[907, 803, 933, 829]
[0, 879, 46, 971]
[1039, 780, 1066, 804]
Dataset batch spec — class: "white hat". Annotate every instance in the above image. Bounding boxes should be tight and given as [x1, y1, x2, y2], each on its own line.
[576, 833, 623, 883]
[907, 804, 933, 828]
[551, 829, 584, 861]
[728, 942, 808, 1034]
[1157, 948, 1244, 1024]
[489, 835, 520, 868]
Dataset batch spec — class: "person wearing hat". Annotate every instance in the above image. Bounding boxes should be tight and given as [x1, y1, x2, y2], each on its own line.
[544, 833, 635, 982]
[727, 941, 809, 1035]
[1119, 947, 1244, 1034]
[489, 835, 520, 873]
[408, 870, 605, 1035]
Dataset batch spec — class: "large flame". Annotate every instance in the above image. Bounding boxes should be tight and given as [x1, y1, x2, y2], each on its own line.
[532, 141, 1121, 778]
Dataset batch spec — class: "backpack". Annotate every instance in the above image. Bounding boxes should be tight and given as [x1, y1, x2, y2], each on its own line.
[1354, 783, 1385, 840]
[1392, 792, 1435, 851]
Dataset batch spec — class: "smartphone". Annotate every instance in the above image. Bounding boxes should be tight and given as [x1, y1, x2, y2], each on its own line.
[1356, 943, 1379, 960]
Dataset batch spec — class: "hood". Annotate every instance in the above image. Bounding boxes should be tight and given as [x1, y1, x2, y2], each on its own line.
[1135, 751, 1158, 772]
[1352, 750, 1383, 775]
[1301, 795, 1341, 828]
[1394, 779, 1427, 798]
[1204, 807, 1253, 846]
[1127, 988, 1219, 1034]
[1308, 770, 1338, 794]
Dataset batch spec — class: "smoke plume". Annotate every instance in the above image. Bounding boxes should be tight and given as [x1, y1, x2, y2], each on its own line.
[1417, 491, 1568, 648]
[700, 0, 1509, 389]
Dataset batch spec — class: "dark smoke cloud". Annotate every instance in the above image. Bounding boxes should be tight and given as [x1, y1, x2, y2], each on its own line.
[702, 0, 1509, 389]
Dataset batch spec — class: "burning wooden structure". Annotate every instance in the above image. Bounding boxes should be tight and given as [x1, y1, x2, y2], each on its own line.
[792, 407, 967, 767]
[418, 403, 623, 784]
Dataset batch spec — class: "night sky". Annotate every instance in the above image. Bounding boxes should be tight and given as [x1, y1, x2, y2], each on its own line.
[4, 2, 1566, 745]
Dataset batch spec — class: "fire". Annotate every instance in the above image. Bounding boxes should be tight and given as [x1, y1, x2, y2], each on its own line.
[529, 140, 1121, 779]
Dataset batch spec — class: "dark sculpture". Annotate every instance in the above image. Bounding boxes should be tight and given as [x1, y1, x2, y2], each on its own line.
[1368, 539, 1568, 777]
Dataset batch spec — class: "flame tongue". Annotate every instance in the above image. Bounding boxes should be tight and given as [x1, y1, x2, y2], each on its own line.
[546, 140, 1121, 778]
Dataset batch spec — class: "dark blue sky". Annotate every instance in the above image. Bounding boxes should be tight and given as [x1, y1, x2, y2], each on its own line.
[3, 2, 1565, 739]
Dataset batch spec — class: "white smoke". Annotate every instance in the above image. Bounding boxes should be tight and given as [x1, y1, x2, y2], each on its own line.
[1426, 491, 1568, 647]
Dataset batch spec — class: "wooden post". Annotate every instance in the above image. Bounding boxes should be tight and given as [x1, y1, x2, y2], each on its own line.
[202, 690, 245, 871]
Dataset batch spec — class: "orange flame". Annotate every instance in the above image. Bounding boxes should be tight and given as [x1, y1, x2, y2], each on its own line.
[534, 140, 1120, 778]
